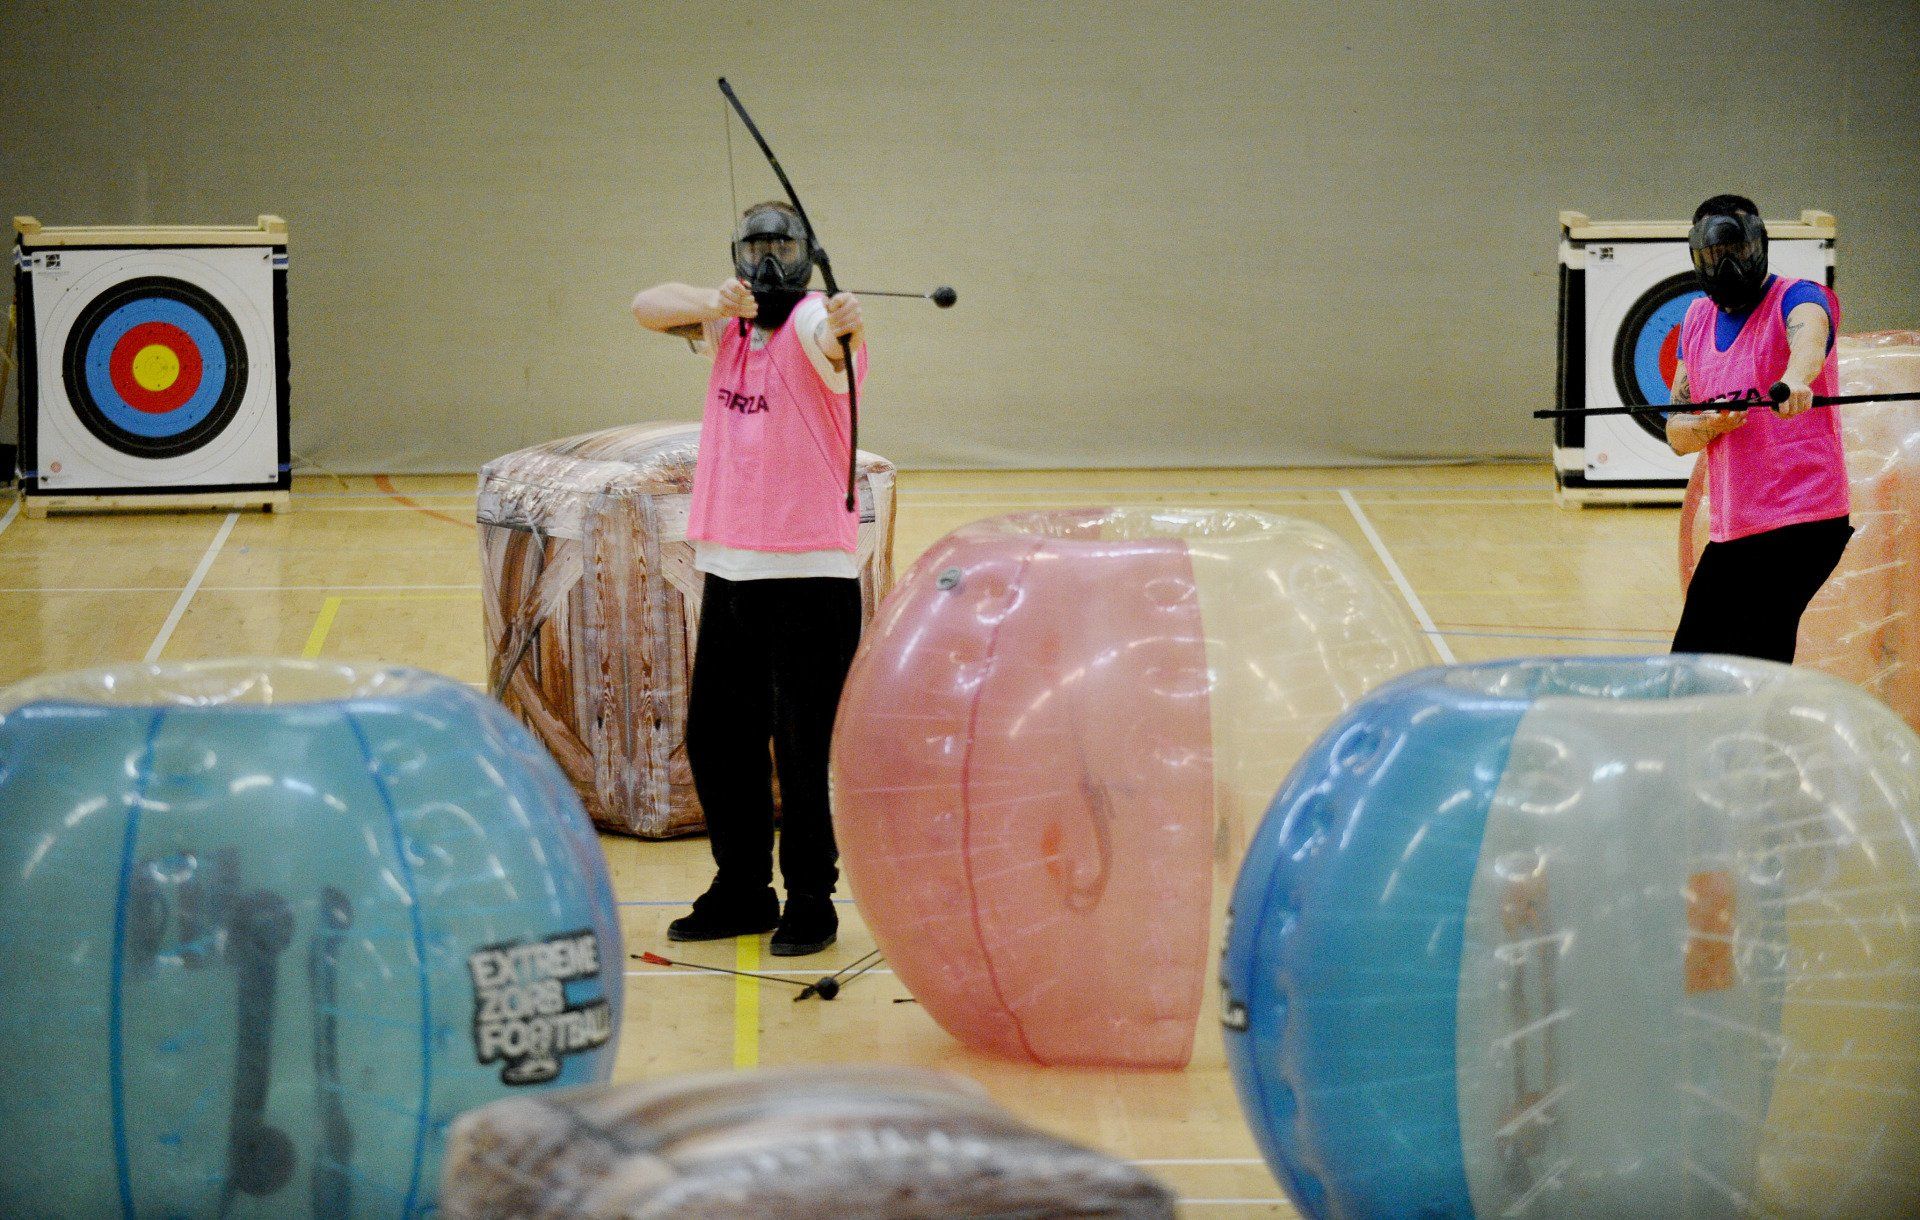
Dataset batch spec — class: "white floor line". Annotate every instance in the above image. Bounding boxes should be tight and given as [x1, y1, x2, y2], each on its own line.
[145, 513, 238, 662]
[897, 482, 1551, 499]
[0, 583, 482, 595]
[0, 495, 20, 539]
[1339, 488, 1456, 664]
[626, 968, 897, 979]
[303, 504, 480, 514]
[289, 490, 479, 500]
[1136, 1158, 1265, 1166]
[214, 582, 478, 592]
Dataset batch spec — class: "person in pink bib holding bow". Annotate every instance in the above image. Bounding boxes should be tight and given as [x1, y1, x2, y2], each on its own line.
[630, 200, 868, 956]
[1667, 194, 1850, 664]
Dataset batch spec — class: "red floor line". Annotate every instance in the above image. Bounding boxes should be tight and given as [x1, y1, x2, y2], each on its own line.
[373, 474, 475, 531]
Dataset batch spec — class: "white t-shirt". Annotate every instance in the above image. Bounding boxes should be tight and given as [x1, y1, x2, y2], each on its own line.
[689, 296, 858, 581]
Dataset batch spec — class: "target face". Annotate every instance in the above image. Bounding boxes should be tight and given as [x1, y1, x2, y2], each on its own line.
[61, 276, 249, 459]
[1610, 271, 1705, 440]
[24, 246, 284, 492]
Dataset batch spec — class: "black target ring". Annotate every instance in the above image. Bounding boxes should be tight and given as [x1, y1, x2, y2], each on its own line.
[60, 275, 249, 460]
[1609, 271, 1702, 442]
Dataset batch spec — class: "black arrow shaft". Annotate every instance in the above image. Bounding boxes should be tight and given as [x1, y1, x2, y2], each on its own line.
[1535, 390, 1920, 419]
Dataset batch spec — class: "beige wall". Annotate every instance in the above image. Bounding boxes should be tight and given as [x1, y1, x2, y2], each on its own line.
[3, 1, 1917, 472]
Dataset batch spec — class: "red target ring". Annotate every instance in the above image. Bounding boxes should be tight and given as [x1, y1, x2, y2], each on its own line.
[1658, 325, 1682, 390]
[107, 321, 203, 415]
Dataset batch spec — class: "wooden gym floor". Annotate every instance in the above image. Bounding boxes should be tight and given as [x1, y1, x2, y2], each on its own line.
[0, 465, 1683, 1216]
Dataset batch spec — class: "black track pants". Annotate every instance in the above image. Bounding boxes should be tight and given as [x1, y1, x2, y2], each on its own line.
[684, 573, 862, 897]
[1671, 515, 1853, 664]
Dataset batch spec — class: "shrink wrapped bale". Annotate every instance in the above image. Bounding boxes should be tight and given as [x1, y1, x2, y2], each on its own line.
[440, 1067, 1176, 1219]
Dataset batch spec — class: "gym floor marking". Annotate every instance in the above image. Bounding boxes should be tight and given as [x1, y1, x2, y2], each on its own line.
[301, 591, 478, 659]
[144, 511, 237, 661]
[1339, 488, 1457, 664]
[302, 596, 345, 659]
[627, 968, 897, 980]
[375, 474, 477, 530]
[0, 584, 483, 593]
[734, 935, 760, 1069]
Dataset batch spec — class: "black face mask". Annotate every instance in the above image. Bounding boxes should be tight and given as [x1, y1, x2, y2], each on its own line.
[1689, 210, 1770, 313]
[731, 208, 815, 331]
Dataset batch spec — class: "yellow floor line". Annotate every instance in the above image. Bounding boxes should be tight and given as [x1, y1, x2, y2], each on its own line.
[734, 935, 760, 1069]
[302, 596, 343, 658]
[302, 590, 475, 661]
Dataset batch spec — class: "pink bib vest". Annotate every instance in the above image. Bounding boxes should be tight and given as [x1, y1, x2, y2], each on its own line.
[687, 294, 869, 553]
[1681, 276, 1847, 543]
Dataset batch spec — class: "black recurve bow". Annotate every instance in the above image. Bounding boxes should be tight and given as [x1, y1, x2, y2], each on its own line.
[718, 77, 862, 513]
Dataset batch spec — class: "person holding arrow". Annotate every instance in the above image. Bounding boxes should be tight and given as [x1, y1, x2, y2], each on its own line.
[1666, 194, 1852, 664]
[629, 198, 868, 957]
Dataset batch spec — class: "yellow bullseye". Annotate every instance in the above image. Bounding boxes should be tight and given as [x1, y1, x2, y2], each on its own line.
[131, 344, 181, 392]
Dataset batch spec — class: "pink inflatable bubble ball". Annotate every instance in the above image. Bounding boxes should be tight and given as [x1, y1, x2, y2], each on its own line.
[831, 508, 1432, 1068]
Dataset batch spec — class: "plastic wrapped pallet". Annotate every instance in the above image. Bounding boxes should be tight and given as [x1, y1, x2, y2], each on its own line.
[478, 423, 896, 838]
[1680, 331, 1920, 727]
[438, 1067, 1177, 1219]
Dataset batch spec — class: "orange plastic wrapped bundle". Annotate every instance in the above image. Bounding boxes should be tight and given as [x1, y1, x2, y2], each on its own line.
[1680, 332, 1920, 726]
[832, 509, 1433, 1068]
[438, 1067, 1177, 1218]
[478, 423, 895, 837]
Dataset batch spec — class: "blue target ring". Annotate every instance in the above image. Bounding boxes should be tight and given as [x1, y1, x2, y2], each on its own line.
[1611, 271, 1703, 441]
[61, 276, 248, 459]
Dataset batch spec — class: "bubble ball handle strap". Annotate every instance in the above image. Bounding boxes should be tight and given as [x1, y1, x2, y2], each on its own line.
[222, 888, 298, 1208]
[718, 77, 861, 512]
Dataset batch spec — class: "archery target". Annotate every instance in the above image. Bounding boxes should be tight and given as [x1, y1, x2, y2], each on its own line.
[1582, 241, 1702, 482]
[24, 246, 283, 492]
[1610, 271, 1702, 440]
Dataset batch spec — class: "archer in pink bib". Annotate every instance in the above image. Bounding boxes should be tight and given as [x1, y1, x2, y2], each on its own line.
[1668, 194, 1851, 666]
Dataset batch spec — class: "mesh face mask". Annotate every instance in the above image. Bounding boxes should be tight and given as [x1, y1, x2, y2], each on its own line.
[1688, 210, 1770, 313]
[732, 208, 814, 292]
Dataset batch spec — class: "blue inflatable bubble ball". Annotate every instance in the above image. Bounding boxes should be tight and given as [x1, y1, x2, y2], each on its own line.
[1222, 655, 1920, 1220]
[0, 661, 623, 1218]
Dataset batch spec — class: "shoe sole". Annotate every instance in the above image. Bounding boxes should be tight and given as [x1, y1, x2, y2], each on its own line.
[768, 933, 837, 957]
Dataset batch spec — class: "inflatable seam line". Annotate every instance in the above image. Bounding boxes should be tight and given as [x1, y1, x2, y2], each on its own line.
[343, 709, 434, 1219]
[108, 708, 169, 1220]
[958, 543, 1048, 1065]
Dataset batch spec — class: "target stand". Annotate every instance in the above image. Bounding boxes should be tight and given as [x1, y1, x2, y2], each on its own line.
[11, 215, 291, 518]
[1552, 209, 1836, 507]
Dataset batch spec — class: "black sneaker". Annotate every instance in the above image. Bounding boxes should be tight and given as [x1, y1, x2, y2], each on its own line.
[770, 892, 838, 956]
[666, 885, 779, 942]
